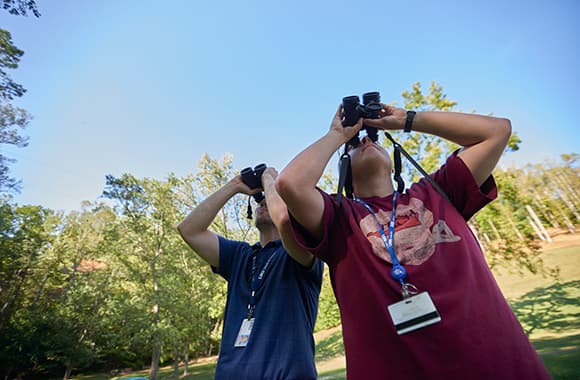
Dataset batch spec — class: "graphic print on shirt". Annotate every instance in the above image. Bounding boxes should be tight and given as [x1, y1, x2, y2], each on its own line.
[359, 197, 460, 265]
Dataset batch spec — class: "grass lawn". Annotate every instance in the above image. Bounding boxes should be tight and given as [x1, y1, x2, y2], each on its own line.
[74, 234, 580, 380]
[82, 361, 218, 380]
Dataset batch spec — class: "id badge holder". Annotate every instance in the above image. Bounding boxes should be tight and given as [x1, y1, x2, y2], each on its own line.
[234, 318, 254, 347]
[387, 291, 441, 335]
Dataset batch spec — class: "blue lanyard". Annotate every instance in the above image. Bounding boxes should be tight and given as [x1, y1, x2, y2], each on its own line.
[355, 191, 408, 286]
[247, 250, 275, 319]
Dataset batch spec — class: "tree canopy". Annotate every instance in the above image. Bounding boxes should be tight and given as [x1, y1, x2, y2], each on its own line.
[1, 0, 40, 17]
[0, 28, 32, 192]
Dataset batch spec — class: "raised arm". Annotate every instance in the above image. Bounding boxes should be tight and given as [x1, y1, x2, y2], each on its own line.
[177, 176, 253, 268]
[261, 167, 315, 267]
[364, 107, 512, 186]
[276, 105, 364, 241]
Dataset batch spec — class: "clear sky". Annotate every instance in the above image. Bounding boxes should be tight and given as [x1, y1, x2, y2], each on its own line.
[2, 0, 579, 212]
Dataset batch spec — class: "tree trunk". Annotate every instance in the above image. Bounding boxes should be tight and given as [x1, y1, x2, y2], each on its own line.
[63, 362, 73, 380]
[556, 173, 580, 207]
[507, 216, 524, 241]
[30, 270, 50, 308]
[172, 349, 180, 378]
[149, 252, 161, 380]
[0, 266, 28, 330]
[527, 216, 545, 241]
[557, 188, 580, 220]
[544, 190, 576, 233]
[150, 343, 161, 380]
[488, 220, 501, 240]
[533, 194, 559, 228]
[184, 350, 189, 376]
[526, 205, 552, 242]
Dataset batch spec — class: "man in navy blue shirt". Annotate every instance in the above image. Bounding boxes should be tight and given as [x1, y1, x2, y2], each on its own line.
[178, 166, 323, 379]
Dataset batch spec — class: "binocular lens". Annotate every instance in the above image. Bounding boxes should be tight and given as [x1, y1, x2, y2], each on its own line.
[342, 95, 360, 107]
[253, 163, 267, 173]
[362, 92, 380, 105]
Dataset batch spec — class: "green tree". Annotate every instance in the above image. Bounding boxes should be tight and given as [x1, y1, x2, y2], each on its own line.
[172, 154, 254, 357]
[48, 203, 121, 379]
[103, 174, 173, 380]
[388, 81, 521, 182]
[102, 170, 223, 379]
[0, 29, 32, 192]
[0, 201, 54, 330]
[1, 0, 40, 17]
[0, 200, 64, 379]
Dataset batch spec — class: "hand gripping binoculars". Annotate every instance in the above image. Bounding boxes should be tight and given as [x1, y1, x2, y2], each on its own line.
[341, 91, 382, 146]
[240, 163, 266, 203]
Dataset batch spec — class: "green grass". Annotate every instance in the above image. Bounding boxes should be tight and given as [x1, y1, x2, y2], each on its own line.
[533, 334, 580, 380]
[315, 330, 344, 362]
[67, 361, 218, 380]
[317, 367, 347, 380]
[493, 245, 580, 301]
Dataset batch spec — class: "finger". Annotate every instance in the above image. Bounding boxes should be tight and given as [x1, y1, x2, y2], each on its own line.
[346, 117, 364, 132]
[335, 104, 342, 119]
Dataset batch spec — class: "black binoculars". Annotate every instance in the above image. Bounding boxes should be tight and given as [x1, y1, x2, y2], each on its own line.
[240, 163, 266, 203]
[342, 91, 382, 146]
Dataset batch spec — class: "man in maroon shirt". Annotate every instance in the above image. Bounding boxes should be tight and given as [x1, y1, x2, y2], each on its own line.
[276, 103, 551, 379]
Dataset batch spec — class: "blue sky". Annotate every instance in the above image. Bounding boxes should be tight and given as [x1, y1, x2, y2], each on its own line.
[2, 0, 579, 212]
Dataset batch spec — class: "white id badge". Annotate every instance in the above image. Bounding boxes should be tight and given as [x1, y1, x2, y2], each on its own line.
[234, 318, 254, 347]
[387, 292, 441, 335]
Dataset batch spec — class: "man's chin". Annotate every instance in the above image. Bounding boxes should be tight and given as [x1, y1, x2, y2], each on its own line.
[354, 161, 389, 179]
[255, 218, 273, 228]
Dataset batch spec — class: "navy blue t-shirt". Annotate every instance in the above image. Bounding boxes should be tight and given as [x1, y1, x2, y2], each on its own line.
[212, 237, 323, 380]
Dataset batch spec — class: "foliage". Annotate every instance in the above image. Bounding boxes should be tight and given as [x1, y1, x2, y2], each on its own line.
[1, 0, 40, 17]
[0, 28, 33, 192]
[0, 29, 25, 101]
[386, 81, 521, 183]
[314, 266, 341, 331]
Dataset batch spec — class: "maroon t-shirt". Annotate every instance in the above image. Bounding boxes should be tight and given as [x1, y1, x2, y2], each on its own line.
[291, 154, 550, 380]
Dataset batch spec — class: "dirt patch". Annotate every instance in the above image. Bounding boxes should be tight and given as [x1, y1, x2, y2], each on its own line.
[541, 230, 580, 250]
[314, 325, 342, 342]
[317, 355, 346, 373]
[190, 355, 218, 364]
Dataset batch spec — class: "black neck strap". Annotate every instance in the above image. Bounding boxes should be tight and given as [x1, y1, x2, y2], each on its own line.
[393, 145, 405, 193]
[337, 146, 351, 203]
[383, 132, 451, 204]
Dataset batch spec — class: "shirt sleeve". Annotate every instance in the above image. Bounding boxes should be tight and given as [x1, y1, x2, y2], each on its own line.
[213, 236, 249, 281]
[288, 188, 345, 264]
[429, 151, 498, 220]
[291, 256, 324, 286]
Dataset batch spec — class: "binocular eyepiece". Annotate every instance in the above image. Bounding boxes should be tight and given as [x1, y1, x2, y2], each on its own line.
[342, 91, 382, 146]
[240, 163, 267, 203]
